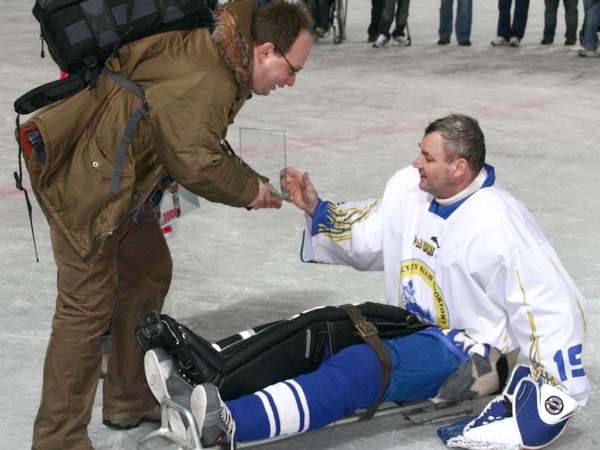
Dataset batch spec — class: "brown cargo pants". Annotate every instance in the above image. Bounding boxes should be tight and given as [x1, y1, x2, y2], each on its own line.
[32, 205, 172, 449]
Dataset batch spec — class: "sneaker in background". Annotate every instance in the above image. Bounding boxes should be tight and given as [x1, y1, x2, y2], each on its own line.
[391, 35, 411, 46]
[572, 47, 597, 57]
[373, 34, 389, 48]
[509, 37, 520, 47]
[490, 36, 509, 46]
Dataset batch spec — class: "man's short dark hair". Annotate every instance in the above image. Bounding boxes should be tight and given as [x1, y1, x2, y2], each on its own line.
[252, 1, 313, 54]
[424, 114, 486, 173]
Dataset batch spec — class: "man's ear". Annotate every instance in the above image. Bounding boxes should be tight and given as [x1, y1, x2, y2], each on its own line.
[255, 42, 275, 63]
[454, 158, 469, 178]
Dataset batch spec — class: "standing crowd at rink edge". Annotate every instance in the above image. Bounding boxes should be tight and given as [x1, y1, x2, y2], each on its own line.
[10, 1, 593, 450]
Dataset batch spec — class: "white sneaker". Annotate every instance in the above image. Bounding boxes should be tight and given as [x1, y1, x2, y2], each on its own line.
[509, 37, 520, 47]
[490, 36, 508, 46]
[391, 36, 411, 47]
[373, 34, 389, 48]
[572, 47, 597, 57]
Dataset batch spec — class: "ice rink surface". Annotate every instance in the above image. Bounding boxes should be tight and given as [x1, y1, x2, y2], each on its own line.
[0, 1, 598, 449]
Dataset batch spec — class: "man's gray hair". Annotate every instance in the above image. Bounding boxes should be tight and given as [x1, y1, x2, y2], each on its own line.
[424, 114, 486, 172]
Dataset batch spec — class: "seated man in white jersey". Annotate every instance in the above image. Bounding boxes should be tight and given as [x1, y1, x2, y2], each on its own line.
[146, 114, 590, 449]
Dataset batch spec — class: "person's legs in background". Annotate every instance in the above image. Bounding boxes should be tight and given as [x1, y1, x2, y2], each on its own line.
[563, 0, 579, 44]
[510, 0, 530, 41]
[438, 0, 454, 45]
[492, 0, 512, 45]
[391, 0, 411, 45]
[542, 0, 559, 43]
[579, 0, 600, 53]
[374, 0, 398, 47]
[368, 0, 385, 42]
[455, 0, 473, 45]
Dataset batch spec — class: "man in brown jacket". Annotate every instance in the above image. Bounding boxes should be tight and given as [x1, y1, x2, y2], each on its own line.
[20, 1, 313, 448]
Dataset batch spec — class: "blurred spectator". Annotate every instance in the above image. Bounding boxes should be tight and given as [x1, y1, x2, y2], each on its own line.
[490, 0, 530, 47]
[307, 0, 332, 38]
[572, 0, 600, 55]
[438, 0, 473, 46]
[541, 0, 578, 45]
[373, 0, 411, 47]
[368, 0, 385, 42]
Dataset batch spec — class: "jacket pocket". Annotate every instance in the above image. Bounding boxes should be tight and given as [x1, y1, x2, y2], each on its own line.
[17, 122, 46, 191]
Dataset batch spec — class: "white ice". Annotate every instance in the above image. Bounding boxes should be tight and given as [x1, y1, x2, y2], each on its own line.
[0, 1, 598, 449]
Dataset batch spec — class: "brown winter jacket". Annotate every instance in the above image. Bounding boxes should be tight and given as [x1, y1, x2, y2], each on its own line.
[19, 0, 263, 258]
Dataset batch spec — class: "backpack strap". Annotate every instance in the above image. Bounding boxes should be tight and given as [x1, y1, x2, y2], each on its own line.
[101, 68, 149, 195]
[339, 303, 392, 420]
[14, 114, 40, 262]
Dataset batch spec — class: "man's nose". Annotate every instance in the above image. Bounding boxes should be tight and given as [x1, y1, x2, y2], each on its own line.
[285, 74, 296, 87]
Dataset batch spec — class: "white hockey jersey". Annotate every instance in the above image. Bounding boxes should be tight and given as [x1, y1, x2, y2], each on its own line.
[301, 165, 590, 405]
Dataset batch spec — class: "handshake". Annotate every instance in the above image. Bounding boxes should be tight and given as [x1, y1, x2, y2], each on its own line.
[249, 168, 318, 216]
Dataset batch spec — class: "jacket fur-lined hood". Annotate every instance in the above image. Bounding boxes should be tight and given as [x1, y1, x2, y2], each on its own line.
[212, 0, 255, 91]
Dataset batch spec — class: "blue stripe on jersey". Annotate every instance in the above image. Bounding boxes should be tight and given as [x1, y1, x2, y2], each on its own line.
[284, 381, 305, 432]
[311, 200, 332, 236]
[429, 163, 496, 219]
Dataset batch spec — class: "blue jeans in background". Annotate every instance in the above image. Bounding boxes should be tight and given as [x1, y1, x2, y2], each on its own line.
[581, 0, 600, 50]
[497, 0, 530, 40]
[439, 0, 473, 42]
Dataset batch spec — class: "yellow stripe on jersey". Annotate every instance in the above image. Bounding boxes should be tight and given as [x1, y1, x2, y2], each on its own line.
[517, 270, 560, 388]
[548, 257, 587, 334]
[315, 201, 378, 243]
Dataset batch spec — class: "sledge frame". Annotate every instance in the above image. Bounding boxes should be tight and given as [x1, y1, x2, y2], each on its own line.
[137, 395, 490, 449]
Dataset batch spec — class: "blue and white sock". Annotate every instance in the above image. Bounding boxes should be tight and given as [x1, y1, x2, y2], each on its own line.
[226, 344, 382, 442]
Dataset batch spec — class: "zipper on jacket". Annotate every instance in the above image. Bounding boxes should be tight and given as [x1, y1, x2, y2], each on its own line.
[40, 35, 45, 58]
[96, 230, 114, 242]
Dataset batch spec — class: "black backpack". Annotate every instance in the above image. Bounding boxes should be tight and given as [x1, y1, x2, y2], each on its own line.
[15, 0, 218, 115]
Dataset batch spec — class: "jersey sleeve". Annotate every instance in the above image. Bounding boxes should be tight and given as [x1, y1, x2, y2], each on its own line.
[300, 198, 384, 271]
[478, 214, 591, 406]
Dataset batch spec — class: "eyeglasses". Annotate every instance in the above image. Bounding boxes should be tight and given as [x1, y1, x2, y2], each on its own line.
[274, 45, 299, 77]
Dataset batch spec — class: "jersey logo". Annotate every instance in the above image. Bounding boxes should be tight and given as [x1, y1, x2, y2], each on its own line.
[400, 259, 449, 327]
[413, 235, 439, 256]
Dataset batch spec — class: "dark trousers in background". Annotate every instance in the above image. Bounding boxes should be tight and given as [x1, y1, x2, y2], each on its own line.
[307, 0, 332, 31]
[497, 0, 530, 40]
[543, 0, 579, 40]
[368, 0, 385, 39]
[378, 0, 411, 39]
[32, 205, 172, 449]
